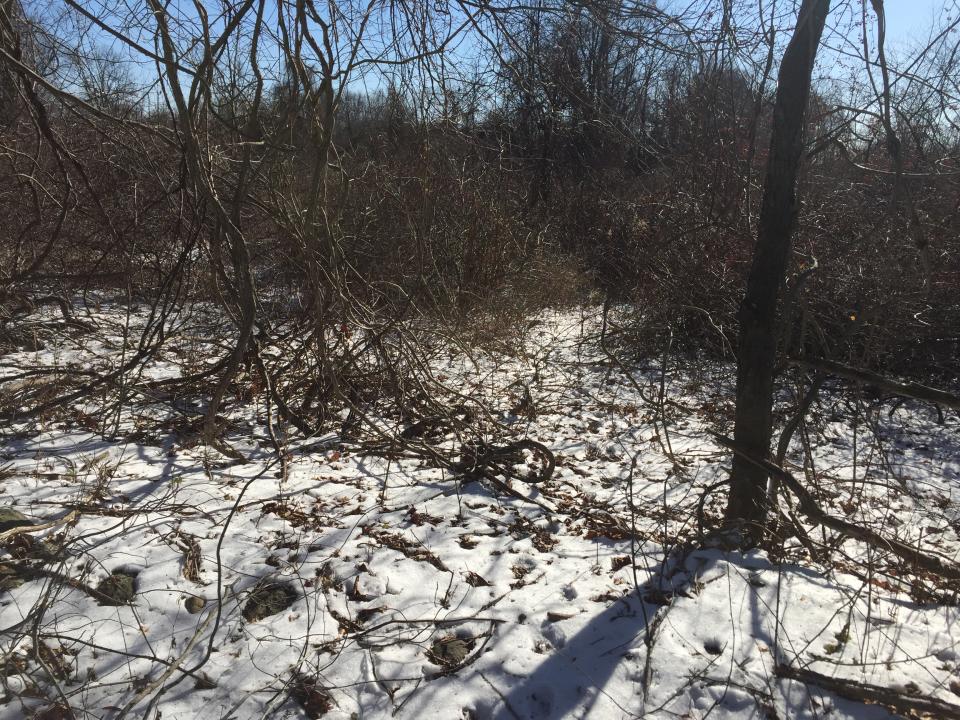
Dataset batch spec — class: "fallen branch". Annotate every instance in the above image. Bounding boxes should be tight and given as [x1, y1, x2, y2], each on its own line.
[114, 609, 216, 719]
[791, 357, 960, 412]
[0, 510, 78, 543]
[776, 663, 960, 719]
[713, 434, 960, 580]
[453, 438, 556, 484]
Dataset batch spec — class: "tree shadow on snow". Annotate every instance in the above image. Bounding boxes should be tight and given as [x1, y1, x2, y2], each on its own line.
[487, 547, 884, 720]
[487, 584, 659, 719]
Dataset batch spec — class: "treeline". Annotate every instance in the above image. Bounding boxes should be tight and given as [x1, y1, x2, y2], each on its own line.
[1, 0, 958, 381]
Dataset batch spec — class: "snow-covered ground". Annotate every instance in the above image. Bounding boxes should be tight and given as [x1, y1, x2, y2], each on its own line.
[1, 307, 958, 719]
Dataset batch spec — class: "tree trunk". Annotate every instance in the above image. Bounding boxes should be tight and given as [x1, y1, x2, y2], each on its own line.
[0, 0, 22, 127]
[726, 0, 831, 541]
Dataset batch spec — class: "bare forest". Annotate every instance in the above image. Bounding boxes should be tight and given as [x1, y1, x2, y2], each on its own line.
[1, 0, 960, 718]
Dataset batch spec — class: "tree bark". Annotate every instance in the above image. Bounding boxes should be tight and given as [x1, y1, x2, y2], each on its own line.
[0, 0, 22, 127]
[726, 0, 831, 540]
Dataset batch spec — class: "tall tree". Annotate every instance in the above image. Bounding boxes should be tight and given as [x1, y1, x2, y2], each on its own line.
[0, 0, 22, 126]
[726, 0, 832, 541]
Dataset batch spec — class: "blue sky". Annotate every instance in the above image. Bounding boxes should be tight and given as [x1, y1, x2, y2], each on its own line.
[883, 0, 952, 45]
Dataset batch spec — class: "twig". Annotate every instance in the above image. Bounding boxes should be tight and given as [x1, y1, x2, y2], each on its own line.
[791, 357, 960, 412]
[478, 670, 523, 720]
[115, 610, 216, 719]
[0, 510, 78, 543]
[776, 663, 960, 719]
[714, 433, 960, 580]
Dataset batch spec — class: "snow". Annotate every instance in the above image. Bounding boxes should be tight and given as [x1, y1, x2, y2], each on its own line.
[1, 306, 958, 719]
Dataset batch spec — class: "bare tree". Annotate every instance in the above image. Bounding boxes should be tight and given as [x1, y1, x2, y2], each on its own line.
[0, 0, 19, 126]
[725, 0, 832, 542]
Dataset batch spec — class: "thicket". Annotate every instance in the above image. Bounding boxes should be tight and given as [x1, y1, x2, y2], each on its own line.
[3, 3, 957, 392]
[2, 3, 960, 715]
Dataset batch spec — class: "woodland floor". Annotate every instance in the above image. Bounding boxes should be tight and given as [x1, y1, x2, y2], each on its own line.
[1, 305, 959, 719]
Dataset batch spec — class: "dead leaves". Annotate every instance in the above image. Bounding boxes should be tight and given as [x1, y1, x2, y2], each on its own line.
[463, 571, 490, 587]
[289, 674, 334, 719]
[361, 527, 449, 572]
